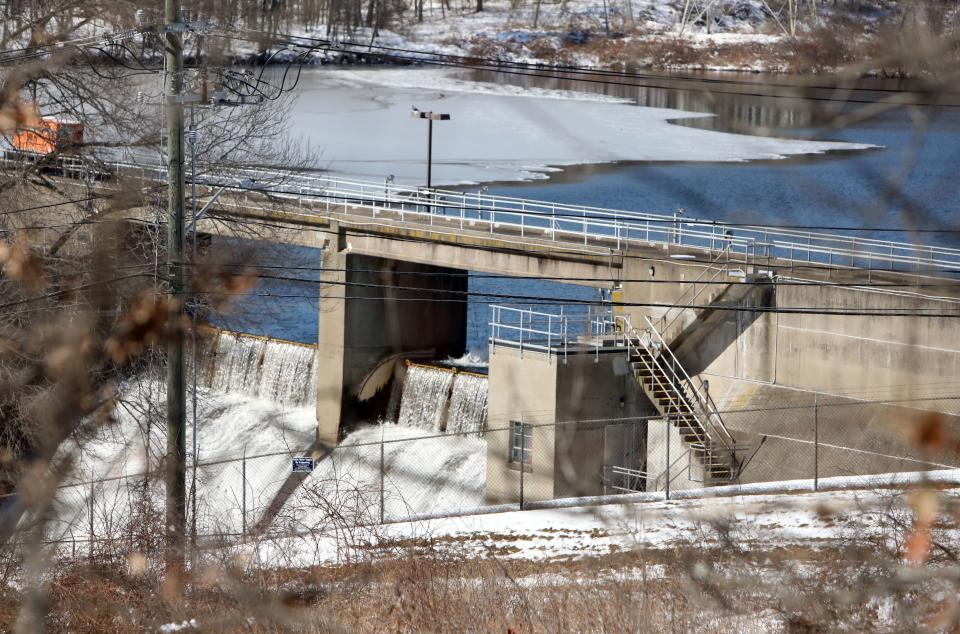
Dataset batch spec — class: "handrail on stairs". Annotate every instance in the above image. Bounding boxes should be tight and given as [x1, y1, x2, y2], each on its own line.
[657, 242, 736, 340]
[641, 315, 737, 451]
[615, 314, 736, 456]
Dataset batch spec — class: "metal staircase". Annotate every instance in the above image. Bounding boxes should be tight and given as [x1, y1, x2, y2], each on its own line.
[487, 302, 744, 486]
[615, 315, 741, 484]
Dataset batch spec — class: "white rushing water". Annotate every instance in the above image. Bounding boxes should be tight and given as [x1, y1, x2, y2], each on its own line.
[201, 331, 317, 407]
[446, 373, 488, 436]
[396, 365, 455, 431]
[394, 364, 488, 434]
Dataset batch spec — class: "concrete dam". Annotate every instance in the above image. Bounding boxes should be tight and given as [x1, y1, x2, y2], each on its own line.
[55, 170, 960, 503]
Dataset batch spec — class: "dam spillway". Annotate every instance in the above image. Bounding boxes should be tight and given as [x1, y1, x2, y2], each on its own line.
[392, 362, 488, 435]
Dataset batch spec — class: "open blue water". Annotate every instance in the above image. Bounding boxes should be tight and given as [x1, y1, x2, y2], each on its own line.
[483, 109, 960, 243]
[214, 76, 960, 353]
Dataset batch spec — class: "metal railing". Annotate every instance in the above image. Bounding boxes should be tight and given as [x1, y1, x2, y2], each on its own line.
[685, 441, 753, 484]
[603, 465, 648, 494]
[99, 162, 960, 276]
[613, 315, 737, 484]
[488, 305, 738, 477]
[488, 304, 629, 363]
[488, 305, 569, 361]
[656, 243, 736, 342]
[638, 315, 736, 449]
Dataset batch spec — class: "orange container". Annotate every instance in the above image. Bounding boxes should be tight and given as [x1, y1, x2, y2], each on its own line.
[12, 118, 83, 155]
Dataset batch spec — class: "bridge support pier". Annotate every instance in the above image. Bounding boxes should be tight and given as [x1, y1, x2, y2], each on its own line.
[316, 243, 468, 445]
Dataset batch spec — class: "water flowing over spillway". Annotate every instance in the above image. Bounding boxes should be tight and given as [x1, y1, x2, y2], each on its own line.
[200, 330, 317, 406]
[394, 364, 487, 434]
[446, 373, 488, 436]
[396, 365, 455, 431]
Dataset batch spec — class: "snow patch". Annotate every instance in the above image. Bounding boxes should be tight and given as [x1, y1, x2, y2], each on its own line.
[158, 619, 199, 633]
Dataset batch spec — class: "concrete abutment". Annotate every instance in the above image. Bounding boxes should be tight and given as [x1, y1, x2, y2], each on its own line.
[316, 245, 468, 444]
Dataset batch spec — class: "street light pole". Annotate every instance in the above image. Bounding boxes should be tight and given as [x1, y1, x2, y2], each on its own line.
[411, 107, 450, 189]
[427, 117, 433, 188]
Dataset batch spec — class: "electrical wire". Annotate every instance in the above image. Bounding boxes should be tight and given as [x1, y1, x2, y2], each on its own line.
[184, 261, 960, 289]
[200, 209, 960, 279]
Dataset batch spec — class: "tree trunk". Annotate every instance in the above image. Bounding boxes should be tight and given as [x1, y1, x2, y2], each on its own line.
[365, 0, 375, 27]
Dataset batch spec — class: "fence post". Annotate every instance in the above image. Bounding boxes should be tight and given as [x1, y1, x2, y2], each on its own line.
[379, 426, 385, 525]
[665, 416, 671, 501]
[241, 450, 247, 539]
[547, 314, 552, 365]
[88, 481, 95, 561]
[519, 446, 525, 511]
[813, 395, 819, 491]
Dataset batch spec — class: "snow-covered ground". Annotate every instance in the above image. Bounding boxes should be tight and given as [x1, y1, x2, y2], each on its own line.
[248, 481, 958, 567]
[218, 0, 888, 71]
[291, 67, 872, 184]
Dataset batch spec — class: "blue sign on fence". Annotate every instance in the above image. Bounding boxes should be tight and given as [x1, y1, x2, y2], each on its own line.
[292, 457, 315, 473]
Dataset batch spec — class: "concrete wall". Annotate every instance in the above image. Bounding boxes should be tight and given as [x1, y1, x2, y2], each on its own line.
[619, 255, 728, 329]
[646, 419, 705, 492]
[684, 281, 960, 407]
[621, 260, 960, 483]
[773, 284, 960, 402]
[485, 347, 558, 504]
[671, 280, 960, 483]
[485, 347, 653, 503]
[701, 383, 960, 483]
[553, 352, 650, 498]
[316, 244, 468, 444]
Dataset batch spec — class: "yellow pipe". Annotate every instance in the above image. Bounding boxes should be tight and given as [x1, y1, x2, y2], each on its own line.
[197, 324, 316, 350]
[405, 359, 458, 374]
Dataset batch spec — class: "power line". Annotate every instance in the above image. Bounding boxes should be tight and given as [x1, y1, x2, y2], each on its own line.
[0, 271, 153, 311]
[184, 272, 960, 317]
[202, 211, 960, 279]
[190, 261, 960, 291]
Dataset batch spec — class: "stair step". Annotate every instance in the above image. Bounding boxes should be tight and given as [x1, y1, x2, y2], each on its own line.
[649, 387, 687, 398]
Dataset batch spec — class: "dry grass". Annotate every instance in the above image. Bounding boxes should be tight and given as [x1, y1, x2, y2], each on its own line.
[4, 481, 960, 631]
[570, 27, 875, 73]
[0, 523, 951, 633]
[460, 24, 883, 73]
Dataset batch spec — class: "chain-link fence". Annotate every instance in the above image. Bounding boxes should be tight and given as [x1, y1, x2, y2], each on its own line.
[31, 397, 960, 552]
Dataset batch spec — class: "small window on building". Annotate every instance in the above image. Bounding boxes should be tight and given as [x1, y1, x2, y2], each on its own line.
[510, 421, 532, 466]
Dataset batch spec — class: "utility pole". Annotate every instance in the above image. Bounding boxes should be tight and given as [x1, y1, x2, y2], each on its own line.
[187, 107, 199, 565]
[164, 0, 187, 574]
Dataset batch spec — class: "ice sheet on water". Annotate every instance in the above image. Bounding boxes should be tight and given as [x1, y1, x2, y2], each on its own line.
[286, 68, 876, 185]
